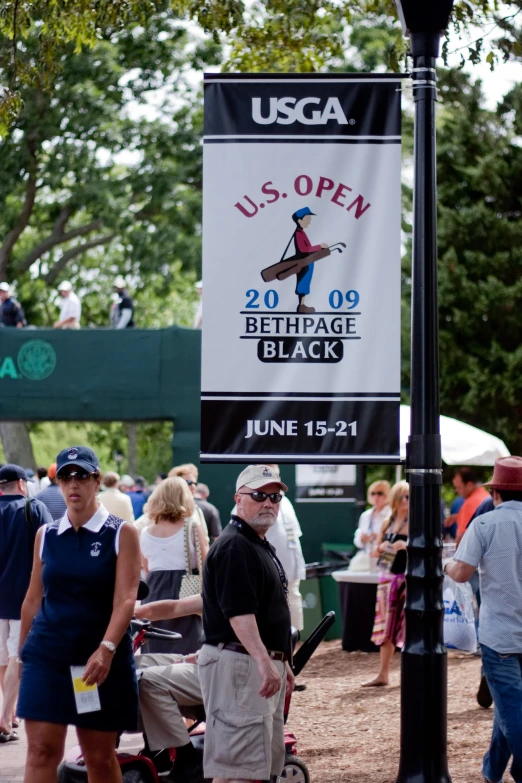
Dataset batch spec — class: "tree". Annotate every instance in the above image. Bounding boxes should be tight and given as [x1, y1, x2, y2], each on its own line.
[0, 13, 218, 464]
[0, 16, 218, 326]
[0, 0, 516, 134]
[417, 68, 522, 453]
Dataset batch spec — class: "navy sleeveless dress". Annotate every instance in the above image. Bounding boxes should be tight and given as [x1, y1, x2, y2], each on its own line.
[18, 507, 138, 731]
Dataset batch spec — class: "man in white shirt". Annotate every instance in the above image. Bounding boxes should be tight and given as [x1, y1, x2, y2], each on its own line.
[98, 472, 135, 523]
[54, 281, 81, 329]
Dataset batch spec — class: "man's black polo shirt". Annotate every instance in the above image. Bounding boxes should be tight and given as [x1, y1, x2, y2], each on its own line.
[202, 516, 291, 655]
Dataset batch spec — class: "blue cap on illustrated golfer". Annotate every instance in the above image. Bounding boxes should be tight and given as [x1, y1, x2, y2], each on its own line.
[294, 207, 316, 219]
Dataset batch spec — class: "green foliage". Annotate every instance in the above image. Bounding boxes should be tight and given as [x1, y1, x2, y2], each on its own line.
[23, 420, 173, 480]
[0, 15, 216, 327]
[435, 68, 522, 453]
[0, 0, 163, 134]
[0, 0, 517, 133]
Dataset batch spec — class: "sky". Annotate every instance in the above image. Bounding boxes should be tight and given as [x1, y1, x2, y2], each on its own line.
[448, 45, 522, 109]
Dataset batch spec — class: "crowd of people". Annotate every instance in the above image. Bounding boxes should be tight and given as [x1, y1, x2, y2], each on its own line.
[0, 277, 204, 330]
[0, 450, 307, 782]
[1, 448, 520, 782]
[0, 279, 135, 330]
[351, 461, 522, 781]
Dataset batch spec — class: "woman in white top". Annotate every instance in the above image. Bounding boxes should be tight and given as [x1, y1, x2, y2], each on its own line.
[354, 480, 391, 550]
[140, 477, 208, 653]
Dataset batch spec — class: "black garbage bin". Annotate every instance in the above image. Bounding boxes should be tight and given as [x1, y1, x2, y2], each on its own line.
[339, 576, 379, 653]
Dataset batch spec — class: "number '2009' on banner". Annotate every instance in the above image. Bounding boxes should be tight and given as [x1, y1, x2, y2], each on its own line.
[244, 289, 359, 310]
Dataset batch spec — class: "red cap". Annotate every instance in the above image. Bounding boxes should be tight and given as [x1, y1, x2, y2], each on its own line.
[48, 463, 57, 481]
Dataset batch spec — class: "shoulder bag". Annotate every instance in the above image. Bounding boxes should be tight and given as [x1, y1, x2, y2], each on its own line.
[179, 517, 203, 599]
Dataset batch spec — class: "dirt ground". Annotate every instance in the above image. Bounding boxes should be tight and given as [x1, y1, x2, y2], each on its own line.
[287, 641, 492, 783]
[0, 642, 493, 783]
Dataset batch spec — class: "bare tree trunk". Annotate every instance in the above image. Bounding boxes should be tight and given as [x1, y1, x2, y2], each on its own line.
[0, 422, 36, 469]
[127, 422, 138, 477]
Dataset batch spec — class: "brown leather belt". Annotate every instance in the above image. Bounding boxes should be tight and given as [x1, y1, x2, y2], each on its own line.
[212, 641, 287, 662]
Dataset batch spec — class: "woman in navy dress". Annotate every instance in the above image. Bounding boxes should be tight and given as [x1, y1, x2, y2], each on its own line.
[17, 446, 141, 783]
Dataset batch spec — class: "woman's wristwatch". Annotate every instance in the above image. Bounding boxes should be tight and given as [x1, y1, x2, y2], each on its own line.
[101, 640, 116, 654]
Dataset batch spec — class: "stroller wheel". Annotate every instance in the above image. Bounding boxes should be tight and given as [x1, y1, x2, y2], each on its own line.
[278, 755, 310, 783]
[122, 768, 155, 783]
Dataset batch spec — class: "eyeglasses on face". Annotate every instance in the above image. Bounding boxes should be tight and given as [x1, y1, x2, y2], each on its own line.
[239, 491, 283, 504]
[185, 480, 197, 486]
[370, 491, 385, 496]
[58, 471, 96, 483]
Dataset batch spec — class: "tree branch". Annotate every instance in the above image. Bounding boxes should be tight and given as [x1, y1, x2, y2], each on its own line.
[44, 233, 117, 285]
[11, 0, 20, 86]
[18, 217, 103, 273]
[0, 165, 37, 279]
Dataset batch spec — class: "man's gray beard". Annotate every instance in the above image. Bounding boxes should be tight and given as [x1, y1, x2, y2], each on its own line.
[249, 512, 277, 532]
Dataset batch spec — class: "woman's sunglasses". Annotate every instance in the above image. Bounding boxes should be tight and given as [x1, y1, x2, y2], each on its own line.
[58, 471, 97, 483]
[239, 491, 283, 504]
[370, 491, 385, 496]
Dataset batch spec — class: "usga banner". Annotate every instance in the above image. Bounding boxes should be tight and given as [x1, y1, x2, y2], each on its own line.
[201, 73, 402, 463]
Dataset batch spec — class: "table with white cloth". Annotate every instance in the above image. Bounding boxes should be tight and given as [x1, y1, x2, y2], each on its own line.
[331, 569, 380, 652]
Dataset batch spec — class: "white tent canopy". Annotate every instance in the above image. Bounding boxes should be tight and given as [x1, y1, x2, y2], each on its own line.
[400, 405, 510, 466]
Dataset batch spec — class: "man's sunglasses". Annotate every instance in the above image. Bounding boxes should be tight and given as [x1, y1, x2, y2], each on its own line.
[239, 491, 283, 504]
[58, 471, 97, 483]
[370, 491, 385, 496]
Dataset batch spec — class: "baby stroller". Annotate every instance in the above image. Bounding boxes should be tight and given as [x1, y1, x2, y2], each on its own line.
[58, 612, 335, 783]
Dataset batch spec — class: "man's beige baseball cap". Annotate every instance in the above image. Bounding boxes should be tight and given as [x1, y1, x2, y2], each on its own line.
[236, 464, 288, 492]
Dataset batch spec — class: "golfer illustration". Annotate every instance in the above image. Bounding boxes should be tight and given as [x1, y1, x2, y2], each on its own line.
[292, 207, 327, 313]
[260, 207, 346, 306]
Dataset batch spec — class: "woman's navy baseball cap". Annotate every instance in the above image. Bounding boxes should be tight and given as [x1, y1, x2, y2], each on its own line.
[56, 446, 100, 476]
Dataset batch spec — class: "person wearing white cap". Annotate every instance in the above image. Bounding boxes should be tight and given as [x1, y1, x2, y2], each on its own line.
[0, 283, 26, 328]
[54, 281, 81, 329]
[198, 464, 294, 783]
[112, 277, 134, 329]
[192, 280, 202, 329]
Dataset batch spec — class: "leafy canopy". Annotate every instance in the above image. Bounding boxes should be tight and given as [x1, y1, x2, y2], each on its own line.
[0, 0, 518, 133]
[0, 14, 219, 328]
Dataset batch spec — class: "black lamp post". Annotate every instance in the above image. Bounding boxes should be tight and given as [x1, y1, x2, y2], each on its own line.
[393, 2, 454, 782]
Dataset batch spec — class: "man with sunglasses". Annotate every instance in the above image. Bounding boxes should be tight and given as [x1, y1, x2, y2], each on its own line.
[198, 464, 294, 783]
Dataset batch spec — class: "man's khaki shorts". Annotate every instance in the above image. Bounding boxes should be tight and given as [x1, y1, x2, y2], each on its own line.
[197, 644, 286, 780]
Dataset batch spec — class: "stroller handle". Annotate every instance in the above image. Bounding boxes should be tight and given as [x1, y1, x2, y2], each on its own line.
[291, 611, 336, 677]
